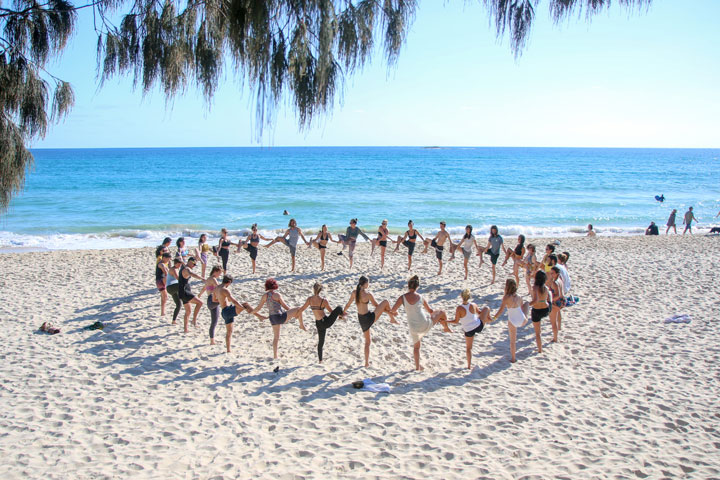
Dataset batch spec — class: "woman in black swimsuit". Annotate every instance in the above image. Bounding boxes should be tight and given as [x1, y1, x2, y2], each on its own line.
[371, 219, 391, 270]
[342, 276, 398, 367]
[238, 224, 271, 274]
[393, 220, 424, 271]
[309, 224, 334, 271]
[501, 234, 526, 285]
[530, 270, 550, 354]
[299, 282, 344, 362]
[217, 228, 237, 273]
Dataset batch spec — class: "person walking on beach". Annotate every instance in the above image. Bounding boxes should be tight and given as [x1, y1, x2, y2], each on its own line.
[196, 266, 222, 345]
[530, 271, 551, 354]
[166, 258, 182, 325]
[390, 275, 451, 371]
[479, 225, 504, 284]
[666, 209, 678, 235]
[370, 219, 391, 270]
[265, 218, 309, 272]
[450, 288, 491, 369]
[683, 207, 699, 235]
[178, 257, 205, 333]
[393, 220, 424, 271]
[238, 224, 271, 274]
[501, 234, 526, 285]
[343, 276, 398, 367]
[492, 279, 530, 363]
[156, 252, 171, 317]
[548, 266, 565, 343]
[248, 278, 307, 359]
[308, 224, 334, 271]
[336, 218, 370, 269]
[217, 228, 237, 273]
[214, 275, 255, 353]
[298, 283, 345, 363]
[421, 221, 453, 276]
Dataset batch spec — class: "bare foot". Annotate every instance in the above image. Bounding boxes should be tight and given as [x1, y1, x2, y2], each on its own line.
[171, 321, 176, 325]
[210, 339, 215, 345]
[184, 329, 189, 333]
[416, 365, 425, 371]
[510, 358, 516, 363]
[299, 322, 307, 331]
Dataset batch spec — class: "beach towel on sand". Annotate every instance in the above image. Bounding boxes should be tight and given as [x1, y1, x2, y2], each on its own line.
[352, 379, 391, 393]
[664, 314, 692, 324]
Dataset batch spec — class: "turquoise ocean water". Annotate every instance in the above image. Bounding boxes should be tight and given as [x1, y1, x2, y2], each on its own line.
[1, 147, 718, 250]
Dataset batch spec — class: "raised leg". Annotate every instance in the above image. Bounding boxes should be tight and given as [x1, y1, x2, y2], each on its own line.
[430, 310, 451, 332]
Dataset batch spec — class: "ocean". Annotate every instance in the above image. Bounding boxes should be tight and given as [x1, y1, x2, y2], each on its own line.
[1, 147, 718, 250]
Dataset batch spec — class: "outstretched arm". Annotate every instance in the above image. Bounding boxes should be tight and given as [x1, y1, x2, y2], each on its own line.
[422, 298, 434, 314]
[342, 291, 356, 315]
[359, 228, 370, 241]
[390, 296, 403, 315]
[493, 298, 507, 321]
[298, 229, 310, 245]
[298, 297, 312, 313]
[248, 294, 267, 315]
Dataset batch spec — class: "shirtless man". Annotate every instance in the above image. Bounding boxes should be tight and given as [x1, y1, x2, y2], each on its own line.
[214, 274, 254, 353]
[421, 221, 453, 275]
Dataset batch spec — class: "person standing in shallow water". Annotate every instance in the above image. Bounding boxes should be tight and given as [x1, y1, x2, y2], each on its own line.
[683, 207, 699, 235]
[666, 209, 677, 235]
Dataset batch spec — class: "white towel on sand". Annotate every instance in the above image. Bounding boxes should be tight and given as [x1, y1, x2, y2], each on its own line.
[362, 379, 391, 393]
[664, 314, 692, 324]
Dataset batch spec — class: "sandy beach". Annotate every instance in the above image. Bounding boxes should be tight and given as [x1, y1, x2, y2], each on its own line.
[1, 235, 718, 479]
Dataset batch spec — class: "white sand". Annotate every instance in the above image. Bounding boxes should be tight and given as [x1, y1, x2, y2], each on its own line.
[1, 235, 719, 479]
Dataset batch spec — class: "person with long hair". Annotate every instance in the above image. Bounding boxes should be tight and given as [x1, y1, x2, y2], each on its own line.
[492, 279, 530, 363]
[548, 266, 566, 343]
[308, 224, 334, 271]
[501, 234, 526, 285]
[393, 220, 424, 271]
[299, 283, 345, 363]
[248, 278, 306, 359]
[264, 218, 309, 272]
[196, 265, 223, 345]
[520, 243, 538, 294]
[175, 237, 189, 264]
[156, 252, 171, 317]
[390, 275, 451, 371]
[343, 276, 398, 367]
[479, 225, 503, 284]
[217, 228, 237, 273]
[194, 234, 212, 278]
[530, 271, 551, 354]
[370, 219, 391, 270]
[238, 224, 271, 274]
[450, 288, 492, 369]
[178, 257, 205, 333]
[166, 258, 182, 325]
[451, 225, 479, 280]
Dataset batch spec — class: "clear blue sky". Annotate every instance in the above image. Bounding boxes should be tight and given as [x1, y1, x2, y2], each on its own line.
[34, 1, 720, 148]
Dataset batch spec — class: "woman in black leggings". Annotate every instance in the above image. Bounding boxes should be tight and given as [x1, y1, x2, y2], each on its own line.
[165, 258, 183, 324]
[299, 283, 344, 363]
[217, 228, 236, 272]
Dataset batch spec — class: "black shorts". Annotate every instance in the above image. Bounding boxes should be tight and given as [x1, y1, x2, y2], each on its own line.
[379, 240, 387, 247]
[180, 290, 195, 304]
[531, 307, 549, 323]
[464, 322, 484, 337]
[485, 250, 500, 265]
[247, 244, 258, 260]
[358, 311, 375, 332]
[222, 305, 238, 324]
[403, 240, 416, 256]
[431, 240, 443, 260]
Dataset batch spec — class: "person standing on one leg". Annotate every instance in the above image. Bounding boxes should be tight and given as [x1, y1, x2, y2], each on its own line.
[178, 257, 205, 333]
[421, 221, 453, 276]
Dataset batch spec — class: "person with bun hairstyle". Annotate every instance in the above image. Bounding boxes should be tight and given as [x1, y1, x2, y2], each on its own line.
[308, 224, 334, 271]
[299, 283, 345, 362]
[393, 220, 424, 271]
[238, 224, 271, 274]
[450, 288, 492, 369]
[248, 278, 306, 359]
[390, 275, 451, 371]
[343, 276, 398, 367]
[492, 279, 530, 363]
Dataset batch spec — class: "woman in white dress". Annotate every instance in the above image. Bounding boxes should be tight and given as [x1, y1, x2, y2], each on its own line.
[492, 279, 530, 363]
[390, 276, 451, 371]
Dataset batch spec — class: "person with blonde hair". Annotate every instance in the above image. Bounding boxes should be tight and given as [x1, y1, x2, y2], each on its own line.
[299, 283, 344, 362]
[390, 275, 451, 371]
[342, 276, 398, 367]
[492, 279, 530, 363]
[370, 219, 391, 269]
[451, 288, 491, 369]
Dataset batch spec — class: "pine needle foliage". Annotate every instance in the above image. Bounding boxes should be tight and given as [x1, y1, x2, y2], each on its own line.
[2, 0, 652, 212]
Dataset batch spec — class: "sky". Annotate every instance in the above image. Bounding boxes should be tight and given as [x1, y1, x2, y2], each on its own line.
[34, 1, 720, 148]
